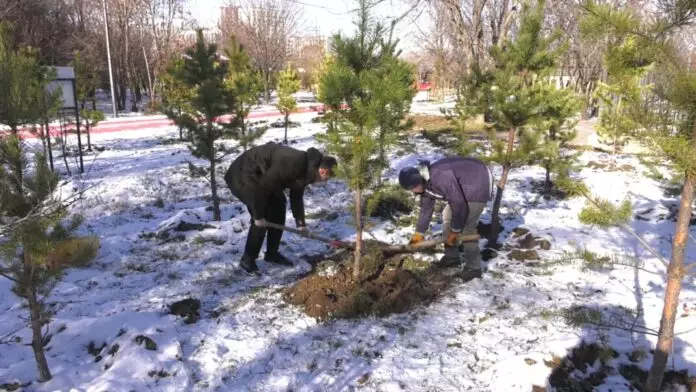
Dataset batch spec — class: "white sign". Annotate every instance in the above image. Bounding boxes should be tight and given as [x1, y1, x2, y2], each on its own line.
[47, 66, 77, 110]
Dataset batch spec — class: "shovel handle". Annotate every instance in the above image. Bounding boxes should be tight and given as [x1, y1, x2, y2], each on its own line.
[262, 221, 355, 250]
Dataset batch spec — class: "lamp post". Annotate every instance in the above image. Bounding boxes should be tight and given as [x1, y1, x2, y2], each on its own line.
[102, 0, 118, 118]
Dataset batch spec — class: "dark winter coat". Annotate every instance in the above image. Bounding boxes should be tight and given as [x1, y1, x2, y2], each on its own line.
[415, 156, 493, 234]
[224, 142, 323, 226]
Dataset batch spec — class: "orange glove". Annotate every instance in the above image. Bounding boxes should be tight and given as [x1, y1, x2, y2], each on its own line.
[409, 232, 424, 245]
[445, 232, 460, 247]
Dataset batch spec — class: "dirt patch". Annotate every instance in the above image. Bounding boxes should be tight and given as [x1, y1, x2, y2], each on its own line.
[477, 221, 505, 239]
[508, 249, 539, 261]
[619, 364, 696, 392]
[547, 342, 616, 391]
[284, 249, 458, 320]
[168, 297, 201, 324]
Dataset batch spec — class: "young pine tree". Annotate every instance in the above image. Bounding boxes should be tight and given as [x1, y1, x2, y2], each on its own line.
[80, 109, 105, 151]
[319, 0, 415, 279]
[173, 30, 231, 221]
[160, 58, 193, 141]
[592, 36, 650, 158]
[581, 1, 696, 390]
[224, 35, 266, 151]
[454, 0, 566, 245]
[533, 83, 583, 193]
[0, 134, 85, 383]
[72, 51, 100, 110]
[276, 64, 301, 144]
[0, 23, 42, 135]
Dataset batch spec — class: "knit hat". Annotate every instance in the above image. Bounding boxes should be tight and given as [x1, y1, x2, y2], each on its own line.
[398, 166, 423, 190]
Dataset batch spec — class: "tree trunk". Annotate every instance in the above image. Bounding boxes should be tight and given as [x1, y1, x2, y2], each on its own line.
[45, 119, 54, 171]
[25, 264, 52, 382]
[645, 128, 696, 391]
[489, 127, 516, 246]
[60, 123, 71, 176]
[545, 163, 552, 191]
[40, 124, 47, 157]
[353, 187, 363, 280]
[283, 112, 289, 144]
[241, 120, 247, 151]
[209, 125, 221, 221]
[264, 71, 272, 102]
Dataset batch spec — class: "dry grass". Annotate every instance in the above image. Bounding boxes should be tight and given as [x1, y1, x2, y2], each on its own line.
[406, 114, 486, 134]
[47, 236, 100, 270]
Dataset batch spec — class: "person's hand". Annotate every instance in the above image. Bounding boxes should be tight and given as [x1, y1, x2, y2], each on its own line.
[409, 232, 424, 245]
[297, 225, 308, 232]
[254, 218, 267, 227]
[445, 232, 460, 247]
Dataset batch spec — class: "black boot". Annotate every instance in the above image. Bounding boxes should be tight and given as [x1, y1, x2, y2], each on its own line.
[437, 246, 461, 268]
[240, 255, 260, 276]
[456, 267, 482, 282]
[264, 252, 293, 267]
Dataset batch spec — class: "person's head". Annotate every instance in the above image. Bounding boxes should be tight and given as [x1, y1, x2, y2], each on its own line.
[398, 166, 424, 194]
[317, 155, 338, 182]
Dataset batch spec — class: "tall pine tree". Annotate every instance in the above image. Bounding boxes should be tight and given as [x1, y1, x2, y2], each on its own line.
[581, 1, 696, 389]
[0, 137, 84, 382]
[454, 0, 566, 245]
[224, 35, 266, 152]
[0, 23, 42, 135]
[276, 64, 301, 144]
[173, 30, 230, 221]
[161, 58, 194, 141]
[319, 0, 415, 279]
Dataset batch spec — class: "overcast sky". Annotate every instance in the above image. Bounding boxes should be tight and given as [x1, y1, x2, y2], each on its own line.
[186, 0, 426, 51]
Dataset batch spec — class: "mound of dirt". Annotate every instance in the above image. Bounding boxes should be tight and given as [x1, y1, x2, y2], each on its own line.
[284, 250, 457, 320]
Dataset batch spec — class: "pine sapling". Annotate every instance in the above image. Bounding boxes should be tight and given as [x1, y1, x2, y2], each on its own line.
[173, 30, 230, 221]
[276, 64, 301, 144]
[81, 109, 104, 151]
[160, 58, 193, 141]
[224, 34, 266, 151]
[0, 135, 86, 383]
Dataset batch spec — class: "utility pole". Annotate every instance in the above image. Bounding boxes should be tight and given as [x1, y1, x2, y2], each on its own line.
[103, 0, 118, 118]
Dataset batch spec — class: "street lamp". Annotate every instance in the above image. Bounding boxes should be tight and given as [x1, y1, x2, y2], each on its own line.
[102, 0, 118, 118]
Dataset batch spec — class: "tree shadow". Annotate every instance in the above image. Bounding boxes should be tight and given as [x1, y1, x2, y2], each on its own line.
[540, 260, 696, 391]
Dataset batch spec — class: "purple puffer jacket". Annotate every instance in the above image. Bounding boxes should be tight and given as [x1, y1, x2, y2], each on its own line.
[415, 156, 493, 234]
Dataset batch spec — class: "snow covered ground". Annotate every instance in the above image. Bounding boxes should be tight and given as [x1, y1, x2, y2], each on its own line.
[1, 109, 695, 392]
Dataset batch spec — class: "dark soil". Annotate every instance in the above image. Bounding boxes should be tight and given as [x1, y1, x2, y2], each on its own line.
[508, 249, 539, 261]
[168, 297, 201, 324]
[285, 249, 459, 320]
[477, 221, 505, 239]
[174, 221, 215, 232]
[547, 342, 616, 392]
[367, 192, 413, 219]
[619, 364, 696, 392]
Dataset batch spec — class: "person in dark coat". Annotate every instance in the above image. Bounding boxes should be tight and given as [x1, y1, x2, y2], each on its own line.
[225, 142, 338, 274]
[398, 156, 493, 280]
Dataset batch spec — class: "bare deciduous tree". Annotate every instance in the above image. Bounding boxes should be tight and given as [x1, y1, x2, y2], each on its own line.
[220, 0, 304, 101]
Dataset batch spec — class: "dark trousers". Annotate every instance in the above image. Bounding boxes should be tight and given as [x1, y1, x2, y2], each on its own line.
[227, 181, 286, 259]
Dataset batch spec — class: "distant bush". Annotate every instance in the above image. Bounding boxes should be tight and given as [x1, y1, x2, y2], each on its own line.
[47, 236, 100, 271]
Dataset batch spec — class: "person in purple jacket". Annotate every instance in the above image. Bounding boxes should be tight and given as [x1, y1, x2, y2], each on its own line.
[398, 156, 494, 280]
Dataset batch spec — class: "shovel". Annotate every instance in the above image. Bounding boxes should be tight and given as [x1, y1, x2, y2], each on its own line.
[262, 221, 480, 257]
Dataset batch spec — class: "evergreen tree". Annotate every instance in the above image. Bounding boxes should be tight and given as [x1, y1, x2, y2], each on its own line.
[276, 64, 301, 144]
[160, 58, 193, 141]
[72, 51, 99, 110]
[173, 30, 231, 221]
[0, 23, 42, 134]
[316, 55, 344, 132]
[0, 133, 85, 382]
[533, 83, 583, 192]
[592, 36, 650, 157]
[453, 0, 565, 245]
[80, 109, 104, 151]
[224, 35, 266, 151]
[581, 1, 696, 390]
[319, 0, 415, 279]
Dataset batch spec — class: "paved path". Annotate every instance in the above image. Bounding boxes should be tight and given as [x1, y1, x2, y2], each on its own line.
[6, 105, 327, 140]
